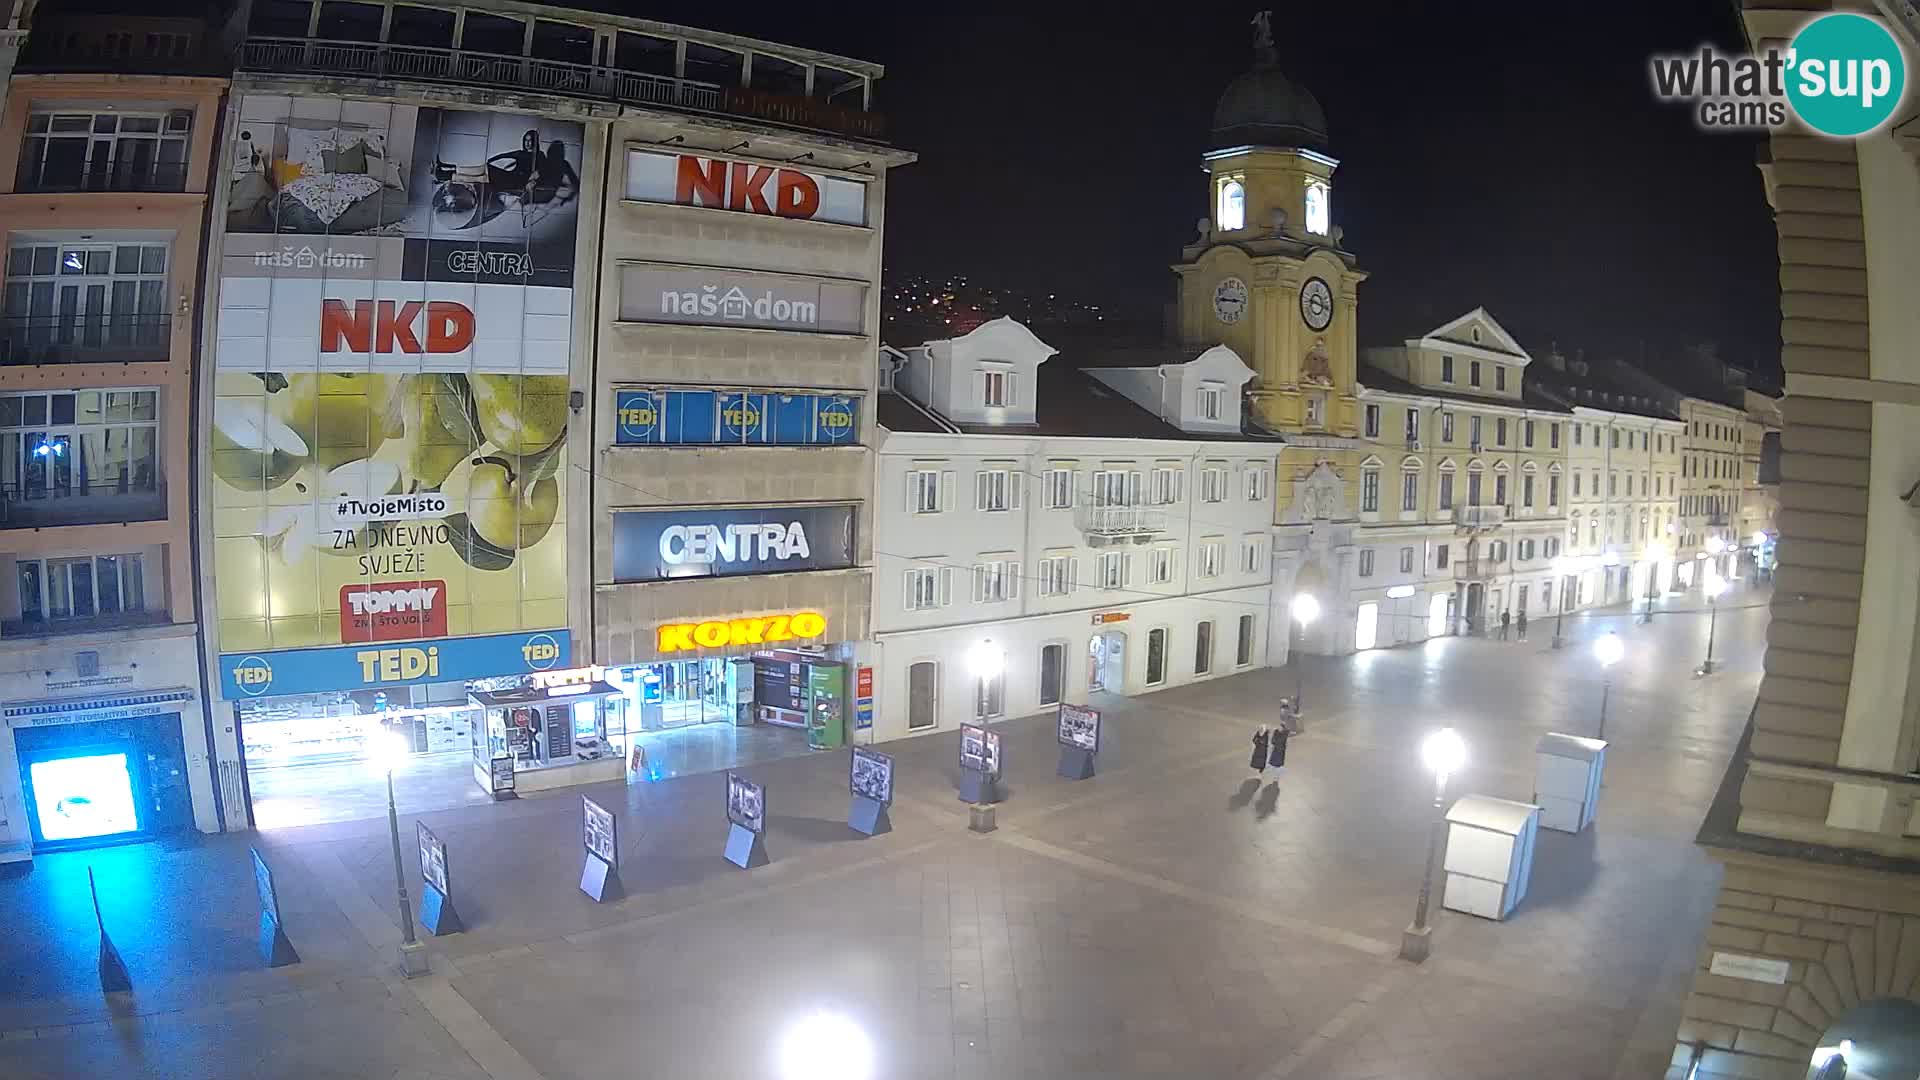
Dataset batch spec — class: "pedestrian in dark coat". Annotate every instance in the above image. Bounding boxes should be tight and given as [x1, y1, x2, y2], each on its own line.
[1250, 726, 1270, 773]
[1499, 609, 1512, 641]
[1269, 725, 1290, 769]
[1516, 609, 1529, 640]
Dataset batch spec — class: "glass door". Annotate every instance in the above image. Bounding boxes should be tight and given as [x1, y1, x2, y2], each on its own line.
[1038, 643, 1063, 707]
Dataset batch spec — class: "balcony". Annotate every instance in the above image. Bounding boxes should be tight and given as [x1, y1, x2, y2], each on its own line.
[1, 608, 171, 641]
[0, 315, 172, 366]
[1453, 557, 1505, 582]
[0, 482, 167, 530]
[14, 158, 191, 194]
[238, 38, 887, 142]
[1076, 504, 1170, 544]
[1453, 505, 1507, 529]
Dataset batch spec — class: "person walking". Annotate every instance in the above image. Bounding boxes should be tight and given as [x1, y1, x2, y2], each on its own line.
[1250, 726, 1271, 775]
[1269, 722, 1290, 770]
[1278, 697, 1302, 736]
[1499, 609, 1512, 641]
[1516, 608, 1529, 641]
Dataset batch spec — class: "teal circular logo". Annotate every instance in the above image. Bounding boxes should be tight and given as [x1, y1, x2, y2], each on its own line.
[1786, 14, 1907, 137]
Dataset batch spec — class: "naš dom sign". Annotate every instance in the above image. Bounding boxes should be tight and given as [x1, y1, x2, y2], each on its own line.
[656, 611, 826, 653]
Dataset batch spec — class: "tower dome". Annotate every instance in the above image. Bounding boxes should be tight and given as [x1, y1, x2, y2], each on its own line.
[1210, 15, 1327, 152]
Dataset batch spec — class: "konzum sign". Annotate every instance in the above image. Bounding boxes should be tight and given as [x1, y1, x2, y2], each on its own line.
[626, 149, 869, 227]
[657, 611, 827, 653]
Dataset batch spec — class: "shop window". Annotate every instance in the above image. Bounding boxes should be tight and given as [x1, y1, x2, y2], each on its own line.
[1236, 614, 1255, 667]
[1194, 621, 1213, 676]
[908, 661, 937, 729]
[1146, 627, 1167, 686]
[1039, 643, 1064, 707]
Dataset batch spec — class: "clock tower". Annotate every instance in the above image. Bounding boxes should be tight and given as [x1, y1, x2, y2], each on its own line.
[1173, 13, 1367, 437]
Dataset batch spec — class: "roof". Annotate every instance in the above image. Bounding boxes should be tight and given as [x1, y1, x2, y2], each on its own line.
[953, 362, 1191, 439]
[1526, 360, 1681, 422]
[1358, 365, 1573, 415]
[875, 391, 952, 434]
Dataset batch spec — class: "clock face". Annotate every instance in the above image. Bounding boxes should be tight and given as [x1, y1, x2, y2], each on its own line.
[1212, 277, 1248, 325]
[1300, 277, 1334, 331]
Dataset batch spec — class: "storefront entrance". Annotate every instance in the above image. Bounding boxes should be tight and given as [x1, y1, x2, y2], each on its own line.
[10, 701, 194, 851]
[1088, 631, 1126, 693]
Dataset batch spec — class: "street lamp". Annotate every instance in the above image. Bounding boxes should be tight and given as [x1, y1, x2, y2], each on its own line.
[366, 729, 428, 977]
[1400, 727, 1467, 963]
[968, 637, 1003, 725]
[1642, 543, 1669, 623]
[1593, 632, 1624, 740]
[1290, 593, 1320, 711]
[1701, 575, 1727, 674]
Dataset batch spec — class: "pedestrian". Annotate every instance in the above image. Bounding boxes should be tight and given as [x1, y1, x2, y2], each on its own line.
[1278, 697, 1301, 736]
[1499, 609, 1511, 641]
[1516, 608, 1528, 641]
[1269, 723, 1290, 769]
[1250, 726, 1270, 775]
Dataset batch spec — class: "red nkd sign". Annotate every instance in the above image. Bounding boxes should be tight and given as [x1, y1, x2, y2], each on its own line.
[674, 156, 821, 219]
[321, 299, 476, 354]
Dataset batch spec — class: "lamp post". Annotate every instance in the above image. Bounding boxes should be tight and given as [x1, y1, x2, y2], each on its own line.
[1706, 534, 1728, 584]
[367, 731, 427, 977]
[1290, 593, 1320, 711]
[1701, 575, 1727, 674]
[1641, 543, 1668, 624]
[1400, 727, 1467, 963]
[967, 637, 1004, 727]
[1550, 558, 1569, 650]
[1593, 632, 1624, 741]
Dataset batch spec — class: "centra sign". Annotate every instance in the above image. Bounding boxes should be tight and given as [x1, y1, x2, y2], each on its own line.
[657, 611, 827, 653]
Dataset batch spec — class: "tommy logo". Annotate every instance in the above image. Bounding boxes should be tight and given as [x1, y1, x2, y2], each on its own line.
[340, 581, 448, 642]
[320, 299, 476, 354]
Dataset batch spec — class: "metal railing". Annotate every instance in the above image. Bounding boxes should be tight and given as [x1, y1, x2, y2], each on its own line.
[238, 37, 885, 141]
[1, 608, 169, 640]
[1077, 504, 1170, 537]
[1453, 504, 1506, 528]
[0, 482, 166, 529]
[14, 157, 190, 194]
[0, 315, 172, 366]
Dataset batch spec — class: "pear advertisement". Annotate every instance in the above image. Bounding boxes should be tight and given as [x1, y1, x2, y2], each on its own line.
[210, 96, 580, 658]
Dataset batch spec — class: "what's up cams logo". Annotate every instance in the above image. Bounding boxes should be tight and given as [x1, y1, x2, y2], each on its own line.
[1651, 13, 1908, 137]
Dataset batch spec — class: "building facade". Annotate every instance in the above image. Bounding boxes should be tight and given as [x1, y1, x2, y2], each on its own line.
[869, 318, 1277, 739]
[0, 10, 227, 860]
[1676, 394, 1748, 586]
[1666, 5, 1920, 1077]
[191, 0, 902, 832]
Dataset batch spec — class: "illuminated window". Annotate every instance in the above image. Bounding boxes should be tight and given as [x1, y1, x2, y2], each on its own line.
[1304, 179, 1330, 235]
[1218, 179, 1245, 231]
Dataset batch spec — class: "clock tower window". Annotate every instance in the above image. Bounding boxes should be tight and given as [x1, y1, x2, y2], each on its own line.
[1304, 179, 1330, 236]
[1218, 179, 1246, 232]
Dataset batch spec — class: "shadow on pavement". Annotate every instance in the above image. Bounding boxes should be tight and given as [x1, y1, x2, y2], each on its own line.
[1254, 781, 1280, 820]
[1227, 778, 1260, 811]
[1520, 826, 1601, 909]
[765, 814, 860, 845]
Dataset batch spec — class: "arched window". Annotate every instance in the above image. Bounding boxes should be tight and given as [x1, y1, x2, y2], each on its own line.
[1218, 180, 1245, 231]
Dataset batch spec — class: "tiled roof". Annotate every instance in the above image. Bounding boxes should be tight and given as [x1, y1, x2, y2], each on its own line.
[1358, 365, 1573, 414]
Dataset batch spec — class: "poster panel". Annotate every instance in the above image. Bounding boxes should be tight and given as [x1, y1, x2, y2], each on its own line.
[726, 771, 766, 835]
[212, 95, 582, 661]
[850, 745, 893, 805]
[582, 796, 617, 866]
[417, 821, 450, 895]
[1057, 704, 1100, 752]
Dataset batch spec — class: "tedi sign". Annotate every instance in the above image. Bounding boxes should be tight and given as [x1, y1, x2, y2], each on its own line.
[612, 504, 856, 583]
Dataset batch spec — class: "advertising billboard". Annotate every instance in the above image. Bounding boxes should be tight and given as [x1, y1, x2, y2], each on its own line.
[210, 95, 581, 665]
[617, 264, 866, 335]
[625, 149, 869, 226]
[726, 771, 766, 835]
[611, 504, 856, 584]
[613, 388, 858, 446]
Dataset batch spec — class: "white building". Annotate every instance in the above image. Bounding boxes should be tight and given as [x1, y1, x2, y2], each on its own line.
[869, 318, 1280, 739]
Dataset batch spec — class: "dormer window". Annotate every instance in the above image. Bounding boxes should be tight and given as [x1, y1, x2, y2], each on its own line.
[1218, 179, 1245, 232]
[1470, 327, 1482, 344]
[981, 367, 1010, 408]
[1304, 179, 1330, 236]
[1197, 381, 1224, 421]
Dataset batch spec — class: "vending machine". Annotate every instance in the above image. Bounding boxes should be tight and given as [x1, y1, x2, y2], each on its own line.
[806, 662, 846, 751]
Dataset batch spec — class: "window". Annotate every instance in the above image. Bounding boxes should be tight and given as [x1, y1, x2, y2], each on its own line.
[1523, 420, 1534, 447]
[972, 557, 1019, 603]
[19, 110, 193, 192]
[1303, 179, 1330, 235]
[0, 389, 163, 525]
[1358, 548, 1375, 577]
[1467, 470, 1483, 506]
[1042, 467, 1074, 509]
[1240, 534, 1265, 573]
[1218, 179, 1245, 231]
[1098, 551, 1126, 589]
[1037, 554, 1075, 596]
[1574, 424, 1583, 446]
[1304, 392, 1325, 428]
[1146, 627, 1168, 686]
[975, 468, 1019, 511]
[1237, 615, 1255, 667]
[1198, 538, 1224, 579]
[1435, 543, 1450, 569]
[1200, 465, 1229, 503]
[1608, 474, 1616, 496]
[907, 661, 937, 729]
[1403, 410, 1421, 446]
[17, 552, 144, 624]
[1197, 382, 1224, 421]
[1361, 468, 1380, 513]
[1092, 468, 1140, 507]
[1399, 546, 1415, 573]
[1149, 466, 1184, 505]
[903, 566, 948, 610]
[975, 663, 1005, 720]
[1610, 429, 1619, 449]
[1244, 465, 1269, 502]
[6, 243, 172, 361]
[1495, 417, 1508, 446]
[981, 369, 1009, 408]
[1546, 537, 1560, 558]
[1494, 473, 1508, 506]
[1496, 366, 1508, 392]
[1441, 356, 1455, 383]
[1402, 469, 1419, 512]
[1441, 412, 1455, 443]
[1523, 475, 1535, 509]
[1195, 621, 1214, 675]
[1039, 643, 1064, 707]
[1489, 540, 1506, 563]
[1148, 546, 1176, 585]
[1364, 404, 1381, 438]
[1438, 472, 1454, 510]
[1469, 416, 1483, 448]
[1548, 475, 1560, 506]
[909, 469, 944, 513]
[1550, 423, 1560, 449]
[1469, 360, 1482, 387]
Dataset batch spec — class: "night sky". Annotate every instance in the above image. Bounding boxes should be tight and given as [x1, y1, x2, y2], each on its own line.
[630, 1, 1781, 378]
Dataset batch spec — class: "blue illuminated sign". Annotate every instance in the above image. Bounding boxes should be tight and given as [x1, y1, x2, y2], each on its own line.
[218, 629, 571, 699]
[613, 389, 859, 446]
